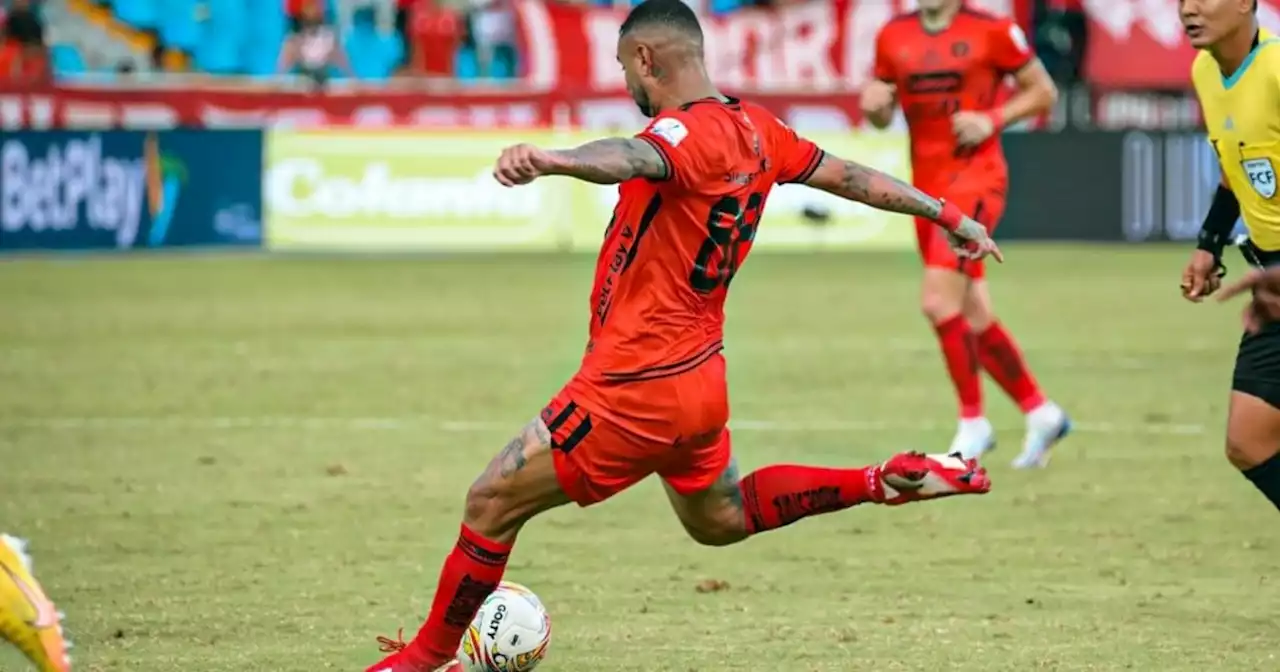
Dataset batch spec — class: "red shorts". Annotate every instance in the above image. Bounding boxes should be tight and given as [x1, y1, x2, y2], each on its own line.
[543, 353, 732, 507]
[914, 185, 1006, 279]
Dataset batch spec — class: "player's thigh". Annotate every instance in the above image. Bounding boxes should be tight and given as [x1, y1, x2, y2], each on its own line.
[661, 430, 745, 547]
[1228, 323, 1280, 468]
[541, 386, 666, 508]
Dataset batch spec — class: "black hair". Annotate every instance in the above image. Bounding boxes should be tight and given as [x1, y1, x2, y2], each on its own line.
[619, 0, 704, 41]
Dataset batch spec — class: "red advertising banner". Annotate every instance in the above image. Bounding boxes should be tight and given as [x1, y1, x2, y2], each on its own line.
[0, 85, 874, 131]
[1084, 0, 1280, 89]
[513, 0, 1020, 92]
[0, 83, 1204, 132]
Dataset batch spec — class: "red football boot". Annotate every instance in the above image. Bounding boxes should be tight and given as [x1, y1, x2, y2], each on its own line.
[871, 451, 991, 505]
[365, 630, 462, 672]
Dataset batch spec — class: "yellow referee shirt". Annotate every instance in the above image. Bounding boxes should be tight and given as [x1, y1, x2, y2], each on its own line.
[1192, 28, 1280, 251]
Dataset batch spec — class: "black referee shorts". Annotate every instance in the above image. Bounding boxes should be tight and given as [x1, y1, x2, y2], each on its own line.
[1233, 321, 1280, 408]
[1232, 241, 1280, 408]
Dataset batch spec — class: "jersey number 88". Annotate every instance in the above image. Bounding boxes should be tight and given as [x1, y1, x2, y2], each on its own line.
[690, 192, 763, 293]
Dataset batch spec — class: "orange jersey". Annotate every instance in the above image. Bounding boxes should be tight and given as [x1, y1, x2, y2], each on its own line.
[873, 8, 1033, 192]
[578, 97, 821, 388]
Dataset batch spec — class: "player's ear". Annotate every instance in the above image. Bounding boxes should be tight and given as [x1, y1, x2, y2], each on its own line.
[636, 43, 658, 79]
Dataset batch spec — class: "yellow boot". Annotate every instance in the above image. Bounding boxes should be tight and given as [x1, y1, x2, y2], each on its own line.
[0, 535, 70, 672]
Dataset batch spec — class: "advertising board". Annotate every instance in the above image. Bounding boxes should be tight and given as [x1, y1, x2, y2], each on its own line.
[265, 129, 915, 252]
[0, 130, 263, 251]
[1000, 131, 1236, 243]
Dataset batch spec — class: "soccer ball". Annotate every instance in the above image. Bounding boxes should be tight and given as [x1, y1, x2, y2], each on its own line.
[456, 581, 551, 672]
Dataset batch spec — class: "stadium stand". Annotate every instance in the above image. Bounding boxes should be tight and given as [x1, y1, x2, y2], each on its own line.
[18, 0, 506, 81]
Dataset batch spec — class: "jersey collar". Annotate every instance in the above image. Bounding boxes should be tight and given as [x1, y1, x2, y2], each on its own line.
[1222, 28, 1267, 89]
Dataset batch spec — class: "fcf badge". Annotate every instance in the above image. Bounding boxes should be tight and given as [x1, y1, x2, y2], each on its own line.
[1243, 157, 1277, 198]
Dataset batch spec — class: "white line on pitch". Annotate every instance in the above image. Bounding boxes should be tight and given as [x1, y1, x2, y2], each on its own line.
[0, 416, 1207, 436]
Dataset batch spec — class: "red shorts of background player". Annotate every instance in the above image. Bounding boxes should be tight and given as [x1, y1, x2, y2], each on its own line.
[544, 354, 732, 507]
[915, 183, 1007, 280]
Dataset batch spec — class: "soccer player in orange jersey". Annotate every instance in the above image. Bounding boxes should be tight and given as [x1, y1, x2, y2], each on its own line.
[364, 2, 1002, 670]
[862, 0, 1069, 468]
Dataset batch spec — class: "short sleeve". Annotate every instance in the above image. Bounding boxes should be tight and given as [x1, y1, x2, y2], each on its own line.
[773, 118, 825, 185]
[988, 19, 1034, 75]
[873, 25, 897, 83]
[635, 112, 718, 191]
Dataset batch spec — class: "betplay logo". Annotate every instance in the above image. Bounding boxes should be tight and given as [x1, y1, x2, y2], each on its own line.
[0, 132, 187, 248]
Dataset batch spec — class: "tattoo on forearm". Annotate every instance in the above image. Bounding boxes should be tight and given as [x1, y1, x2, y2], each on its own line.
[547, 138, 669, 185]
[814, 155, 942, 219]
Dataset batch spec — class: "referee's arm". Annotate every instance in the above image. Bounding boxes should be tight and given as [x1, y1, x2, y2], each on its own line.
[1183, 171, 1240, 301]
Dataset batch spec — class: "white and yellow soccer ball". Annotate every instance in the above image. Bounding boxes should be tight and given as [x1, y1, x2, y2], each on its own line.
[457, 581, 550, 672]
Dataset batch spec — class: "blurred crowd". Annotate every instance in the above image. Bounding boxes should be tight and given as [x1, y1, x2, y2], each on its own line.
[1, 0, 48, 82]
[0, 0, 1087, 86]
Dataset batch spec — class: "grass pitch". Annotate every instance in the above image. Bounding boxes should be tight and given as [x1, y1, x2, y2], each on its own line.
[0, 245, 1276, 672]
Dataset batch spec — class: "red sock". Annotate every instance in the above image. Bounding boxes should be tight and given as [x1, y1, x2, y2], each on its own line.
[403, 524, 512, 669]
[976, 321, 1045, 412]
[933, 315, 983, 419]
[739, 464, 877, 534]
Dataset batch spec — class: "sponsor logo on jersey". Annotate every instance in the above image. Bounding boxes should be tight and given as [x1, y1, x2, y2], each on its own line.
[649, 117, 689, 147]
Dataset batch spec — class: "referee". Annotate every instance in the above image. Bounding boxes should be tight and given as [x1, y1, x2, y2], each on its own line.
[1181, 0, 1280, 512]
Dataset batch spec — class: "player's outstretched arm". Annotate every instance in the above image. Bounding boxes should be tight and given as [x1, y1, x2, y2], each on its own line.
[544, 138, 671, 184]
[493, 138, 670, 186]
[802, 152, 1000, 261]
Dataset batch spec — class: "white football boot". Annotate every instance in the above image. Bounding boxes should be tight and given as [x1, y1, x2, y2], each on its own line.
[947, 416, 996, 461]
[1011, 401, 1072, 469]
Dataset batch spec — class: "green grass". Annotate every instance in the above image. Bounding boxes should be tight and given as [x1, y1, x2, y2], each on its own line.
[0, 245, 1276, 672]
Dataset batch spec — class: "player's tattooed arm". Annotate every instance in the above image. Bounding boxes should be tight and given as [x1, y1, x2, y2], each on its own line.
[544, 138, 670, 184]
[804, 152, 943, 219]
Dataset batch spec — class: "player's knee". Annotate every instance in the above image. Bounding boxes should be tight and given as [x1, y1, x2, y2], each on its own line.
[920, 289, 961, 323]
[681, 510, 748, 547]
[1225, 435, 1271, 470]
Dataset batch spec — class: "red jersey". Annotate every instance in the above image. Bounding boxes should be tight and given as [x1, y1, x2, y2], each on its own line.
[873, 8, 1033, 192]
[577, 97, 822, 388]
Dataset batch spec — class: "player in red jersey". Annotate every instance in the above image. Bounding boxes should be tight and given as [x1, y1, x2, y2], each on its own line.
[365, 2, 1001, 670]
[862, 0, 1070, 469]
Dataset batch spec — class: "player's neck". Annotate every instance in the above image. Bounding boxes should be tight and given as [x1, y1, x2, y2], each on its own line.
[654, 72, 722, 114]
[920, 0, 963, 33]
[1212, 21, 1261, 78]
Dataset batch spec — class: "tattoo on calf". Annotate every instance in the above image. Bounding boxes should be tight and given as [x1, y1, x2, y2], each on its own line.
[716, 458, 744, 510]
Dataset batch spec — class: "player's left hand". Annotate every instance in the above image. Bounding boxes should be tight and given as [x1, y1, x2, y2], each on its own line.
[493, 144, 560, 187]
[1217, 267, 1280, 333]
[951, 111, 997, 147]
[947, 217, 1003, 263]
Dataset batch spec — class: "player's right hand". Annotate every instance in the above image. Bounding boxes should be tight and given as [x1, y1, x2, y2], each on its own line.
[1217, 267, 1280, 333]
[947, 217, 1003, 263]
[493, 144, 560, 187]
[859, 80, 897, 117]
[1180, 249, 1222, 302]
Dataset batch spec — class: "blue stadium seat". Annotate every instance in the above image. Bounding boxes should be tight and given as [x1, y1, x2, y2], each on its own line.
[50, 44, 87, 77]
[158, 0, 200, 51]
[242, 0, 288, 75]
[113, 0, 160, 30]
[346, 30, 402, 80]
[454, 46, 478, 80]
